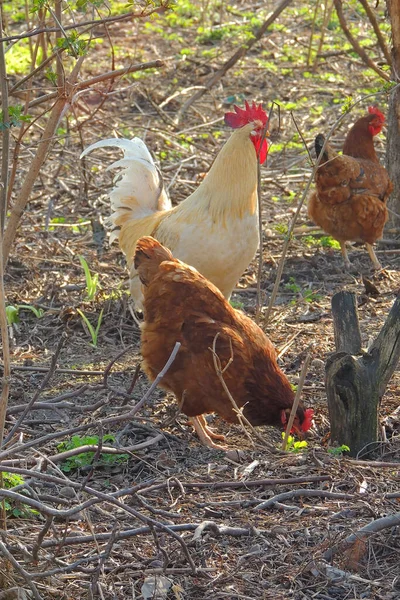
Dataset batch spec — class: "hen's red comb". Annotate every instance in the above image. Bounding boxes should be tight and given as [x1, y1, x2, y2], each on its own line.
[301, 408, 314, 432]
[224, 101, 268, 129]
[368, 106, 385, 122]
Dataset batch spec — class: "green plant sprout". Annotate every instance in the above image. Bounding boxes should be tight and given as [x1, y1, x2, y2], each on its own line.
[6, 304, 44, 325]
[77, 308, 104, 347]
[79, 255, 100, 300]
[281, 433, 308, 453]
[284, 277, 301, 294]
[284, 278, 322, 304]
[6, 306, 19, 325]
[273, 223, 289, 235]
[327, 444, 350, 457]
[303, 235, 340, 249]
[2, 472, 39, 517]
[303, 289, 322, 303]
[57, 434, 129, 472]
[229, 299, 244, 310]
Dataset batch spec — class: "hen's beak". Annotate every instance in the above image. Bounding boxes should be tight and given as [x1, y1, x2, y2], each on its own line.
[291, 425, 305, 439]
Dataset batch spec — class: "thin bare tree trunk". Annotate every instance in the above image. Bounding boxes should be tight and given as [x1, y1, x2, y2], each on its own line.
[386, 0, 400, 231]
[0, 5, 10, 451]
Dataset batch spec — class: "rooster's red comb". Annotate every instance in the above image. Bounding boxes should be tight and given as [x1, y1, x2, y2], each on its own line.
[224, 101, 268, 129]
[368, 106, 385, 122]
[302, 408, 314, 432]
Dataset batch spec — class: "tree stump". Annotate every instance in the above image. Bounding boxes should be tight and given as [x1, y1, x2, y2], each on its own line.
[325, 291, 400, 457]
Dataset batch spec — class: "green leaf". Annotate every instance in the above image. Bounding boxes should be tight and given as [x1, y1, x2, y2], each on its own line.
[79, 255, 100, 300]
[77, 308, 103, 347]
[6, 306, 19, 325]
[0, 105, 31, 130]
[17, 305, 44, 318]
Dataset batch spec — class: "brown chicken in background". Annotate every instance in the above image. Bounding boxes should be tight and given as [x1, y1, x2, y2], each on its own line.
[308, 107, 393, 269]
[134, 236, 313, 449]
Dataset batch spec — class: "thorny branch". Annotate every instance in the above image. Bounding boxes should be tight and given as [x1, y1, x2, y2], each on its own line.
[323, 512, 400, 561]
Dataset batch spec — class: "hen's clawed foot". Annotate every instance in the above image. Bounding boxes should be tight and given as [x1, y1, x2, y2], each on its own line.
[190, 416, 228, 450]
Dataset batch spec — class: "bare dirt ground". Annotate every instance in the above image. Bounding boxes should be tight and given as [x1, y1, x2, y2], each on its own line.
[2, 2, 400, 599]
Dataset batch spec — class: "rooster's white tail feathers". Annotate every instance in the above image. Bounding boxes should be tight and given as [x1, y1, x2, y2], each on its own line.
[81, 138, 171, 243]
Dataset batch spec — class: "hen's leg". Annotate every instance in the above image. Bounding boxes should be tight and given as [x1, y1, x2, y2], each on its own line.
[189, 416, 227, 450]
[197, 414, 226, 441]
[340, 242, 351, 270]
[366, 243, 382, 270]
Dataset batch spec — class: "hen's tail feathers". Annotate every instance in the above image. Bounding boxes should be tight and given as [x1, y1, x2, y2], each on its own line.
[315, 134, 328, 163]
[81, 138, 171, 243]
[134, 236, 174, 286]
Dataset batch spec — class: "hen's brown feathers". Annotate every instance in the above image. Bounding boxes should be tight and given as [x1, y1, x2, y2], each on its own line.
[135, 237, 307, 436]
[308, 110, 393, 266]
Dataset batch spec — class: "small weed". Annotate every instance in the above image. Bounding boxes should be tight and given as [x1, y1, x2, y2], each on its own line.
[273, 223, 288, 235]
[2, 472, 39, 517]
[320, 236, 341, 249]
[284, 277, 301, 294]
[79, 255, 100, 300]
[77, 308, 103, 347]
[57, 434, 129, 472]
[6, 306, 19, 325]
[303, 289, 322, 303]
[281, 433, 308, 453]
[230, 299, 244, 310]
[327, 444, 350, 457]
[6, 304, 44, 325]
[284, 278, 321, 304]
[303, 235, 340, 249]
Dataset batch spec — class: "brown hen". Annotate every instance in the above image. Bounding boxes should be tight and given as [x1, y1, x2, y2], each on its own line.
[308, 106, 393, 269]
[134, 236, 313, 449]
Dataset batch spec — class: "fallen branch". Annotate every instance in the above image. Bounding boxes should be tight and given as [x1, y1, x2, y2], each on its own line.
[4, 334, 66, 446]
[47, 435, 163, 463]
[323, 512, 400, 561]
[0, 540, 43, 600]
[0, 343, 180, 461]
[41, 522, 267, 550]
[254, 489, 353, 511]
[141, 474, 331, 493]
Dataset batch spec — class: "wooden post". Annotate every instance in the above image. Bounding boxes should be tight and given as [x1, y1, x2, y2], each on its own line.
[326, 291, 400, 457]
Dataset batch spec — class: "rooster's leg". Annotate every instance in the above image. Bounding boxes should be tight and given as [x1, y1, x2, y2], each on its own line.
[340, 242, 351, 270]
[189, 416, 227, 450]
[366, 243, 382, 270]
